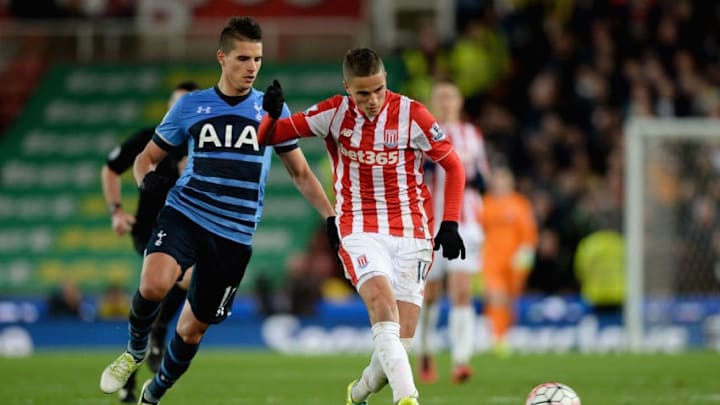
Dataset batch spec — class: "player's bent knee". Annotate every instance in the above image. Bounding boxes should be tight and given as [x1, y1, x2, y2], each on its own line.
[176, 318, 208, 345]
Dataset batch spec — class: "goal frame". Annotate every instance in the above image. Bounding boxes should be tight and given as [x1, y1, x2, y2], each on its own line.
[624, 118, 720, 351]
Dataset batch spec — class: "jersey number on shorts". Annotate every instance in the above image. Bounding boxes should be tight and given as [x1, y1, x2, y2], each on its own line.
[216, 286, 237, 317]
[417, 261, 429, 282]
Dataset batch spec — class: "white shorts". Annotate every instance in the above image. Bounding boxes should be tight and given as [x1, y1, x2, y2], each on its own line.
[339, 232, 433, 307]
[427, 223, 483, 281]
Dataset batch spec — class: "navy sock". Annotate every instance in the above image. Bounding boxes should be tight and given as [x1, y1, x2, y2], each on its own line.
[152, 285, 186, 341]
[127, 290, 161, 360]
[145, 332, 199, 402]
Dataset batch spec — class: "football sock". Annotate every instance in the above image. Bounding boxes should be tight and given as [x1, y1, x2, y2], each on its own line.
[372, 321, 417, 403]
[145, 332, 199, 402]
[152, 285, 186, 340]
[449, 305, 475, 365]
[128, 290, 161, 361]
[417, 302, 439, 356]
[351, 335, 416, 401]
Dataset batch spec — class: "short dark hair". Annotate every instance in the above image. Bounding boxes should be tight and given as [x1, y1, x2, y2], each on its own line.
[175, 81, 199, 92]
[342, 47, 385, 81]
[219, 17, 262, 53]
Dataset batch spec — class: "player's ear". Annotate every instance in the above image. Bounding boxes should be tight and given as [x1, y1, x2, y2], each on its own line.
[217, 49, 225, 67]
[342, 80, 350, 95]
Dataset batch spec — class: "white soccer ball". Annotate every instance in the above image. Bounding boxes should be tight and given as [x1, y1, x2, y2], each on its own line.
[525, 382, 581, 405]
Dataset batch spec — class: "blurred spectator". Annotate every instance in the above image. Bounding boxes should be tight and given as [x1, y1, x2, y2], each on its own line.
[448, 10, 510, 118]
[47, 279, 84, 318]
[574, 229, 626, 313]
[400, 19, 451, 104]
[97, 284, 131, 320]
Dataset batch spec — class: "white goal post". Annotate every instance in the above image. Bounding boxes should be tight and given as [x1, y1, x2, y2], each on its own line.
[624, 118, 720, 351]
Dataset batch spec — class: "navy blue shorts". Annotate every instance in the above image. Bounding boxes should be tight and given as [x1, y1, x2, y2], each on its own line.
[145, 206, 252, 324]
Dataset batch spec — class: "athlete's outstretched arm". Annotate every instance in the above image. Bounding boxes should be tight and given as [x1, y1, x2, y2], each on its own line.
[277, 148, 335, 220]
[258, 112, 315, 145]
[259, 80, 316, 145]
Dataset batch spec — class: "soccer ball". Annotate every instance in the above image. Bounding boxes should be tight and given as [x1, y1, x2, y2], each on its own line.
[525, 382, 581, 405]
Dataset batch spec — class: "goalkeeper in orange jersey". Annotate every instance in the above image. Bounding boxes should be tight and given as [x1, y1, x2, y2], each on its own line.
[479, 166, 538, 356]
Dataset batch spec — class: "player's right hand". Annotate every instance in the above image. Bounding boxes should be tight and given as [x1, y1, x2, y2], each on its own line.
[263, 79, 284, 119]
[111, 209, 136, 235]
[139, 171, 173, 195]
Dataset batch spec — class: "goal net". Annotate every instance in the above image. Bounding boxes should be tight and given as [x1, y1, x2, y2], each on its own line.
[625, 118, 720, 351]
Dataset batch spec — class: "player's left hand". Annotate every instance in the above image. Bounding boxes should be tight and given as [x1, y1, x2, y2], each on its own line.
[263, 79, 284, 119]
[433, 220, 466, 260]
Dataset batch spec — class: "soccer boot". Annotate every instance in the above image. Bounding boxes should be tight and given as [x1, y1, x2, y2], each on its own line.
[138, 379, 159, 405]
[346, 379, 368, 405]
[100, 351, 143, 393]
[418, 354, 437, 383]
[451, 364, 473, 384]
[396, 397, 419, 405]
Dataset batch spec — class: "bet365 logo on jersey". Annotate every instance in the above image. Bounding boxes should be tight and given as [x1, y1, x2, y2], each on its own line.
[338, 143, 399, 165]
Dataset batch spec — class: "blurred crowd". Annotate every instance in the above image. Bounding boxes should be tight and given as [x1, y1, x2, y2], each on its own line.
[399, 0, 720, 305]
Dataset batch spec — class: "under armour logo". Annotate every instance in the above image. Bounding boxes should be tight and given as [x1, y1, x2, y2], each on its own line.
[197, 106, 211, 114]
[254, 102, 263, 120]
[154, 230, 167, 246]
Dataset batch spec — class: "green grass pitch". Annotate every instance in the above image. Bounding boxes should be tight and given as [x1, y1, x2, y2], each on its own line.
[1, 350, 717, 404]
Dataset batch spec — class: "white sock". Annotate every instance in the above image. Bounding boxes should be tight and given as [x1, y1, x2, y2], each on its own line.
[449, 305, 475, 366]
[417, 302, 439, 356]
[351, 333, 417, 402]
[372, 321, 417, 402]
[400, 338, 413, 354]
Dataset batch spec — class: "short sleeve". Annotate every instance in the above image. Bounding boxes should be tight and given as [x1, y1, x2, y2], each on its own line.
[154, 95, 188, 147]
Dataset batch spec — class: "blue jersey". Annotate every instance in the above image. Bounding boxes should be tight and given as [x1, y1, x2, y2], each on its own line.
[153, 86, 294, 245]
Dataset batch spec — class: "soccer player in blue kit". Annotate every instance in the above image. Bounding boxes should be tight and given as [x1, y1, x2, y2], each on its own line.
[99, 16, 335, 404]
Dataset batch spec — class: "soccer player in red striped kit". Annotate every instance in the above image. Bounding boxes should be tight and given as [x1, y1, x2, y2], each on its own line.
[258, 48, 466, 405]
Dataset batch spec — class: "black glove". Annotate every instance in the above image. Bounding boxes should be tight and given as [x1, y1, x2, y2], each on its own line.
[433, 220, 466, 260]
[139, 171, 173, 195]
[263, 79, 284, 119]
[326, 216, 340, 254]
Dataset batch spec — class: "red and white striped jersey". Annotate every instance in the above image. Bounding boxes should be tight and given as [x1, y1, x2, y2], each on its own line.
[282, 90, 454, 239]
[429, 122, 489, 240]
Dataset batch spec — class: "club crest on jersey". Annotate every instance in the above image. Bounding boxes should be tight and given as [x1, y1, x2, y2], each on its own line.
[384, 129, 398, 148]
[430, 123, 445, 142]
[357, 254, 369, 269]
[253, 102, 263, 121]
[340, 128, 353, 137]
